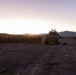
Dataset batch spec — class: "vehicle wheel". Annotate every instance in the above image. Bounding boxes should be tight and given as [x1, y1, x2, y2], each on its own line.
[45, 41, 48, 45]
[62, 43, 68, 45]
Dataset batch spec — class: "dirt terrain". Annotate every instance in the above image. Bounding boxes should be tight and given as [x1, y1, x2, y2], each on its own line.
[0, 43, 76, 75]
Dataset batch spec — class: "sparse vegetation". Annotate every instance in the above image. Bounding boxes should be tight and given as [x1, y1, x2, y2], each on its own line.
[0, 34, 42, 43]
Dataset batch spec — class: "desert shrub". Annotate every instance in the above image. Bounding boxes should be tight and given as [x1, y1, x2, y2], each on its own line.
[0, 34, 42, 43]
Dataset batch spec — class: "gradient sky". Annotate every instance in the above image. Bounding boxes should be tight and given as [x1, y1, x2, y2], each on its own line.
[0, 0, 76, 34]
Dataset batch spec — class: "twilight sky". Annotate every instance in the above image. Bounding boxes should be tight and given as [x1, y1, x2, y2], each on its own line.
[0, 0, 76, 34]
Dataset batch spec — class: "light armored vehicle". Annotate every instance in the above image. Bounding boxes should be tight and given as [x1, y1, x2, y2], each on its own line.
[45, 29, 61, 45]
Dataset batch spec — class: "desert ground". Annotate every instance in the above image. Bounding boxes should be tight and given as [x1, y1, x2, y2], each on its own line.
[0, 41, 76, 75]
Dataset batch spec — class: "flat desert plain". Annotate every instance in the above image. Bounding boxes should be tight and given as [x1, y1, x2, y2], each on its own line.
[0, 43, 76, 75]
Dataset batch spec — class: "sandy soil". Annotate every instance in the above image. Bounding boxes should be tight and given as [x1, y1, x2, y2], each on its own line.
[0, 43, 76, 75]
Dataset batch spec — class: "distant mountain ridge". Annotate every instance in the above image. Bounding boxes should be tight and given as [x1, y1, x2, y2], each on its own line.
[59, 31, 76, 36]
[38, 31, 76, 36]
[0, 31, 76, 36]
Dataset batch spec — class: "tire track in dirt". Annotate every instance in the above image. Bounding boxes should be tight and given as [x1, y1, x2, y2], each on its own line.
[0, 44, 76, 75]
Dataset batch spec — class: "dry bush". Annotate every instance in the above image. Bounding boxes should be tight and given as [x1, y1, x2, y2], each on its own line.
[0, 34, 42, 43]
